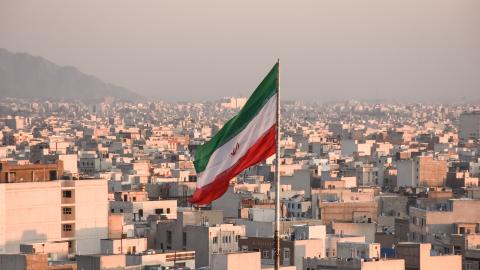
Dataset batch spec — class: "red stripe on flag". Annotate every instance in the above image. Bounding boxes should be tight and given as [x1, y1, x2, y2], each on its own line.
[190, 124, 276, 205]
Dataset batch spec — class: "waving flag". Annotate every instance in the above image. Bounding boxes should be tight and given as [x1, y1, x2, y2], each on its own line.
[190, 63, 279, 204]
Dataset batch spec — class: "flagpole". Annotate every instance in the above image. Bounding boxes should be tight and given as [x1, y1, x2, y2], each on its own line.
[274, 59, 281, 270]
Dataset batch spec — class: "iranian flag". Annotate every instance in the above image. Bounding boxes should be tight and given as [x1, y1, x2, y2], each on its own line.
[190, 63, 279, 204]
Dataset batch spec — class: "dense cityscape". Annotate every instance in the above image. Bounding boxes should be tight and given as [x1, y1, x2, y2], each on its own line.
[0, 97, 480, 269]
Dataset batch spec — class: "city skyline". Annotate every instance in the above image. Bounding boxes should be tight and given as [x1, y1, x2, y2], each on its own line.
[1, 1, 480, 269]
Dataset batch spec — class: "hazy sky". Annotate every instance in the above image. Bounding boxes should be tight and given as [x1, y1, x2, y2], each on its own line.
[1, 0, 479, 102]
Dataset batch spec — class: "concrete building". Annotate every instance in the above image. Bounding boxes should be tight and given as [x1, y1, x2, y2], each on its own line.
[100, 237, 148, 255]
[337, 242, 381, 259]
[317, 200, 378, 224]
[183, 223, 245, 268]
[341, 139, 372, 157]
[127, 250, 196, 269]
[397, 156, 447, 187]
[110, 199, 177, 222]
[211, 251, 261, 270]
[284, 195, 311, 219]
[5, 117, 25, 130]
[155, 209, 224, 251]
[238, 236, 324, 270]
[303, 257, 405, 270]
[0, 161, 64, 183]
[0, 253, 76, 270]
[459, 111, 480, 141]
[356, 164, 378, 186]
[20, 241, 69, 261]
[409, 199, 480, 250]
[325, 234, 366, 258]
[281, 169, 313, 199]
[395, 242, 462, 270]
[332, 222, 377, 243]
[0, 179, 108, 254]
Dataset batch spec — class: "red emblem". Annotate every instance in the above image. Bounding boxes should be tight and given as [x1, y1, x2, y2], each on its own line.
[230, 142, 240, 156]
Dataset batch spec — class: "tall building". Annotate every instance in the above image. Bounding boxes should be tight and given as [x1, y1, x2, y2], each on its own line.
[459, 111, 480, 141]
[0, 179, 108, 254]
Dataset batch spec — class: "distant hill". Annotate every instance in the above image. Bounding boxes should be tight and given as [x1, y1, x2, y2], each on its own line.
[0, 48, 142, 102]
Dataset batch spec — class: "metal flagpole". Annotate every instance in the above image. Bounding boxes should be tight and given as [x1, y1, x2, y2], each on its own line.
[274, 59, 281, 270]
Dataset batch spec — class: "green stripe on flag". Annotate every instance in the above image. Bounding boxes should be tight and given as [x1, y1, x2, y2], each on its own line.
[194, 63, 278, 174]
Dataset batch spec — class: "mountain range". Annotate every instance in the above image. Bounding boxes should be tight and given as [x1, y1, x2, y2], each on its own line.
[0, 48, 142, 102]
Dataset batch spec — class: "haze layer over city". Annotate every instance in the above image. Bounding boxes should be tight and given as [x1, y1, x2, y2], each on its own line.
[1, 1, 480, 270]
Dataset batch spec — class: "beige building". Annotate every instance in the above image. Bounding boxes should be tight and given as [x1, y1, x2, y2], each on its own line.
[211, 251, 261, 270]
[77, 250, 196, 270]
[0, 253, 76, 270]
[325, 234, 366, 258]
[317, 201, 378, 224]
[0, 179, 108, 255]
[0, 161, 64, 183]
[409, 199, 480, 247]
[397, 156, 447, 187]
[110, 199, 177, 222]
[337, 242, 381, 259]
[184, 223, 246, 268]
[100, 237, 147, 255]
[303, 257, 405, 270]
[395, 242, 462, 270]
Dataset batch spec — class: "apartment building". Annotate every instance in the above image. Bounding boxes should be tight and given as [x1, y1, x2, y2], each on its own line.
[184, 223, 246, 268]
[459, 111, 480, 142]
[397, 156, 447, 187]
[0, 161, 64, 183]
[0, 179, 108, 254]
[395, 242, 462, 270]
[409, 199, 480, 251]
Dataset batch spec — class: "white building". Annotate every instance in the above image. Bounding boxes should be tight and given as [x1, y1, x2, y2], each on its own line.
[0, 179, 108, 255]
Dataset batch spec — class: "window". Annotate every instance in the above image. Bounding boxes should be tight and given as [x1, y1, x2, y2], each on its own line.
[63, 207, 72, 215]
[49, 170, 57, 180]
[284, 249, 290, 259]
[235, 235, 240, 242]
[63, 224, 72, 232]
[62, 190, 72, 198]
[155, 208, 164, 215]
[167, 208, 171, 214]
[166, 231, 172, 244]
[262, 250, 270, 259]
[213, 236, 218, 244]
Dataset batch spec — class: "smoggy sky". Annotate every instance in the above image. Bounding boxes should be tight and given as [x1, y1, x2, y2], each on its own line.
[1, 0, 479, 102]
